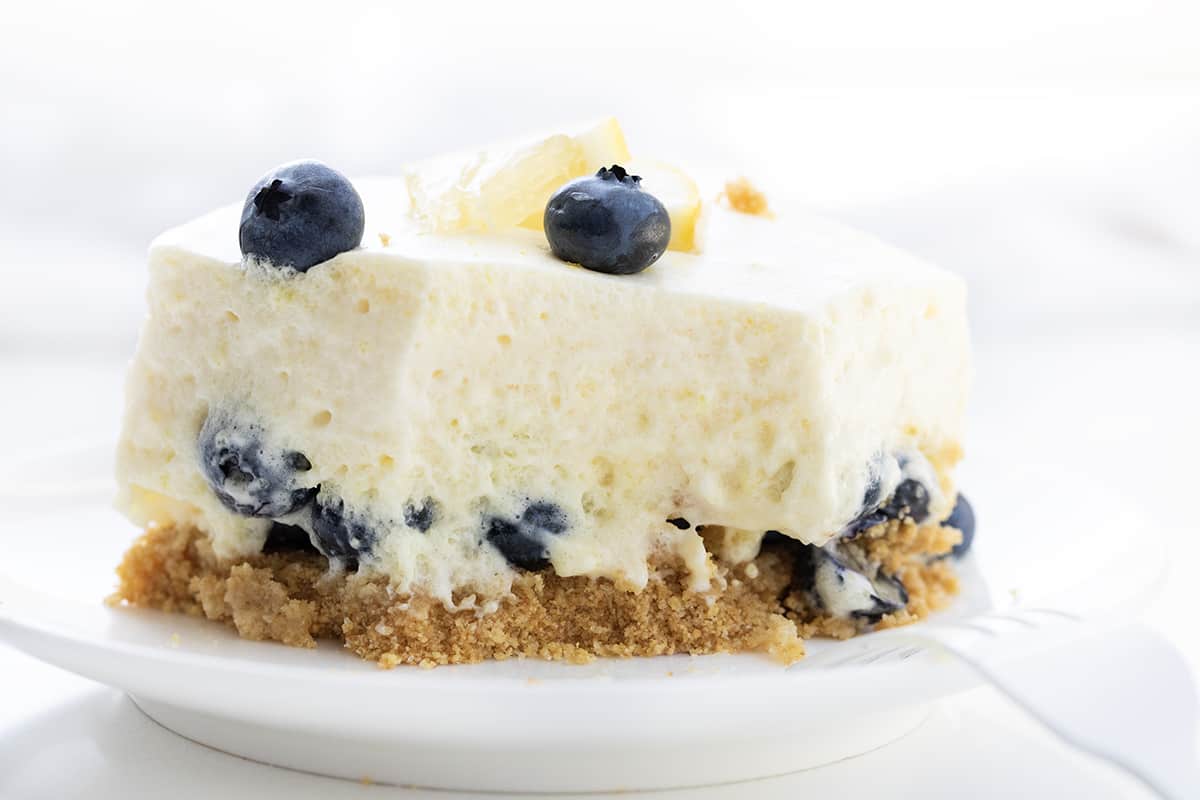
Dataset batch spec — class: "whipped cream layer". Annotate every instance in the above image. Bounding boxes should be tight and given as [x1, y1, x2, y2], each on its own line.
[116, 177, 969, 605]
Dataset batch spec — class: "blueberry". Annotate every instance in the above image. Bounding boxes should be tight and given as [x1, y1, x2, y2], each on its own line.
[843, 510, 889, 537]
[882, 478, 931, 523]
[945, 493, 976, 557]
[844, 461, 933, 535]
[543, 165, 670, 275]
[485, 517, 550, 571]
[520, 501, 568, 534]
[859, 572, 909, 622]
[798, 546, 908, 621]
[311, 495, 378, 562]
[198, 411, 317, 517]
[239, 160, 364, 272]
[403, 497, 439, 533]
[842, 454, 890, 535]
[262, 522, 318, 554]
[861, 452, 886, 510]
[485, 500, 569, 570]
[762, 530, 795, 547]
[667, 517, 691, 530]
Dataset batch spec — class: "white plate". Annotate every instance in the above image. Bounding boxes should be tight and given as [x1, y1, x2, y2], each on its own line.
[0, 444, 1159, 792]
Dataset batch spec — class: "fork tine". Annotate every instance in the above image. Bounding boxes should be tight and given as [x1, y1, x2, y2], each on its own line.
[822, 651, 878, 668]
[1020, 607, 1084, 622]
[974, 612, 1038, 628]
[934, 620, 1001, 637]
[859, 646, 904, 665]
[819, 645, 901, 668]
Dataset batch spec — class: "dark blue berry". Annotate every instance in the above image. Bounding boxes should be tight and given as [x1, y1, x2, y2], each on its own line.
[861, 452, 886, 510]
[262, 522, 317, 554]
[403, 497, 439, 533]
[667, 517, 691, 530]
[797, 546, 908, 622]
[857, 572, 909, 622]
[311, 495, 378, 563]
[485, 500, 570, 570]
[198, 411, 316, 517]
[843, 509, 889, 537]
[843, 463, 933, 535]
[762, 530, 793, 547]
[485, 517, 549, 571]
[543, 165, 670, 275]
[882, 478, 931, 523]
[520, 501, 568, 534]
[239, 160, 364, 272]
[842, 454, 889, 535]
[946, 493, 976, 557]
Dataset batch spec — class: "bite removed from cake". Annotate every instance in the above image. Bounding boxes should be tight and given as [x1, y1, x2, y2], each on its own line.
[111, 120, 974, 666]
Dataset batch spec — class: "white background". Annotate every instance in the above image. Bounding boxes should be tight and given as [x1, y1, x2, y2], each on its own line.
[1, 0, 1198, 796]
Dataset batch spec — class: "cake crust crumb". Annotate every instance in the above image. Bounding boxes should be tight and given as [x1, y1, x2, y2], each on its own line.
[110, 519, 958, 667]
[721, 178, 773, 217]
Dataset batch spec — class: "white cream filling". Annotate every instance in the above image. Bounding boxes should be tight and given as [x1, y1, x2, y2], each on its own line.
[115, 176, 969, 607]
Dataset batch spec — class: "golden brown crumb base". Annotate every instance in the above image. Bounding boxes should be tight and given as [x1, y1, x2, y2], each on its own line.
[109, 520, 958, 668]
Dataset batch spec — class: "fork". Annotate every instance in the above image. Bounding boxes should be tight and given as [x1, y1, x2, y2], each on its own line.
[842, 609, 1200, 799]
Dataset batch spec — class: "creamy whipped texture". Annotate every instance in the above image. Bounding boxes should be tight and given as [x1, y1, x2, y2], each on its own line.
[116, 175, 969, 607]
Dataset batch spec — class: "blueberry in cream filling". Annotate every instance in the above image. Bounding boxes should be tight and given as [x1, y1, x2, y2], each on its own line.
[197, 409, 318, 518]
[843, 450, 944, 537]
[803, 545, 909, 621]
[311, 493, 381, 566]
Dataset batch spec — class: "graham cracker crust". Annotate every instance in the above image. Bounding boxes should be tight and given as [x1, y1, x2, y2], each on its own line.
[109, 522, 959, 668]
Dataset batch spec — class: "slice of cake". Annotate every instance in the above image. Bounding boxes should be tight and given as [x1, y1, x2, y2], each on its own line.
[111, 120, 976, 666]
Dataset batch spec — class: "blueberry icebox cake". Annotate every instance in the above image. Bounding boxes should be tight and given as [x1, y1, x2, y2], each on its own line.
[110, 119, 977, 667]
